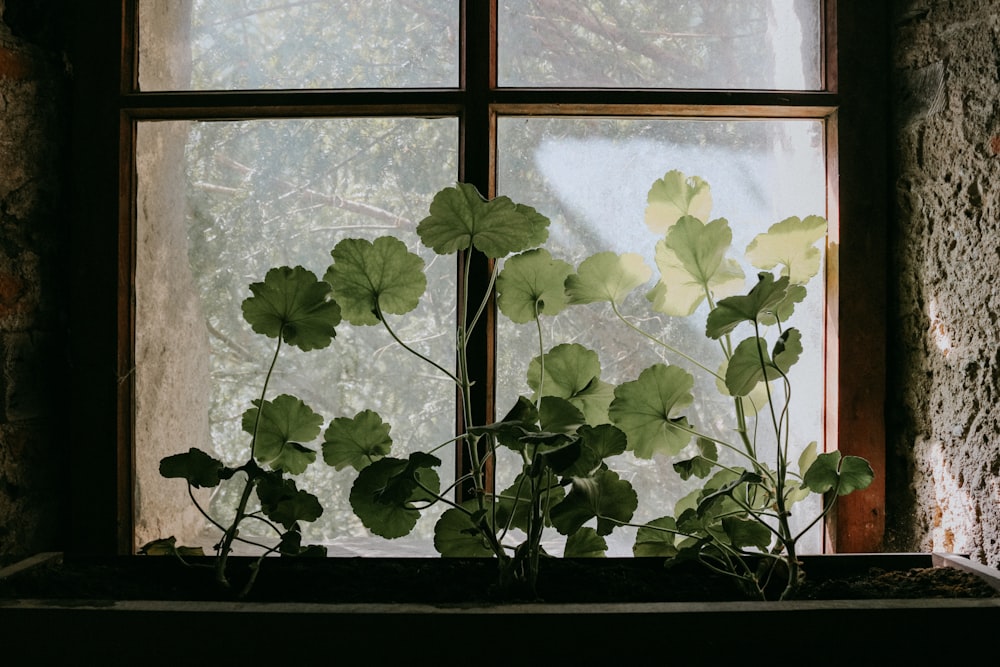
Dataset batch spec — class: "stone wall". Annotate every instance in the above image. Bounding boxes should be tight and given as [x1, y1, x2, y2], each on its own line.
[888, 0, 1000, 567]
[0, 0, 68, 564]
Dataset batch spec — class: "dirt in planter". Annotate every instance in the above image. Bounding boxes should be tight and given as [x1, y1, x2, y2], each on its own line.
[2, 555, 998, 604]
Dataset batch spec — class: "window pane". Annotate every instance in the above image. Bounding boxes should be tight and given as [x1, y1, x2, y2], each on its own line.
[496, 117, 826, 554]
[499, 0, 822, 89]
[134, 118, 458, 555]
[139, 0, 460, 90]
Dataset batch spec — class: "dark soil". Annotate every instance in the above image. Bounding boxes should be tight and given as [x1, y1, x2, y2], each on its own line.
[2, 553, 998, 604]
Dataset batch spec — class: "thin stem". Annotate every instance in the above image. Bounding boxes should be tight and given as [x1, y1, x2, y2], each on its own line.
[375, 301, 462, 386]
[610, 301, 719, 378]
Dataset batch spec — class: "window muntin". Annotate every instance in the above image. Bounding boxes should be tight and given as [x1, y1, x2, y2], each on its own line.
[125, 1, 842, 557]
[498, 0, 822, 90]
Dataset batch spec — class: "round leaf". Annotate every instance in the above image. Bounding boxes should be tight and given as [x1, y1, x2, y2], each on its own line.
[745, 215, 827, 284]
[563, 526, 608, 558]
[549, 468, 637, 537]
[496, 248, 573, 323]
[644, 170, 713, 232]
[350, 455, 441, 539]
[322, 409, 393, 471]
[609, 363, 695, 458]
[565, 251, 651, 306]
[243, 394, 322, 474]
[159, 448, 226, 488]
[433, 505, 497, 557]
[633, 516, 679, 557]
[242, 266, 341, 351]
[416, 182, 549, 258]
[325, 236, 426, 326]
[527, 343, 615, 425]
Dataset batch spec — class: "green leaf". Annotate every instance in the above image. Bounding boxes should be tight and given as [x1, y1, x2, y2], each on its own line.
[647, 216, 746, 317]
[159, 448, 227, 488]
[725, 337, 783, 397]
[772, 328, 803, 374]
[721, 516, 772, 551]
[527, 343, 615, 425]
[696, 469, 759, 520]
[608, 363, 695, 458]
[322, 410, 393, 471]
[549, 468, 637, 537]
[350, 455, 441, 539]
[672, 437, 718, 480]
[416, 182, 549, 258]
[714, 359, 770, 416]
[538, 395, 587, 436]
[803, 451, 875, 496]
[633, 517, 680, 557]
[644, 170, 713, 231]
[433, 504, 497, 557]
[761, 283, 807, 326]
[242, 266, 341, 351]
[139, 536, 206, 558]
[496, 248, 573, 323]
[255, 472, 323, 530]
[705, 272, 790, 339]
[579, 423, 629, 461]
[838, 456, 876, 495]
[277, 529, 328, 557]
[471, 396, 541, 453]
[243, 394, 322, 474]
[745, 215, 827, 284]
[496, 471, 565, 533]
[563, 526, 608, 557]
[537, 425, 626, 478]
[565, 251, 652, 306]
[324, 236, 426, 326]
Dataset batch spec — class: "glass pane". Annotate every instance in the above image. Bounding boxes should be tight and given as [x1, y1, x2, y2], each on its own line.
[496, 117, 827, 554]
[499, 0, 822, 89]
[134, 118, 458, 556]
[139, 0, 460, 90]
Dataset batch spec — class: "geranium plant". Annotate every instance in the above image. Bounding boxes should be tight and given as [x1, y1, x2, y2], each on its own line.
[142, 265, 342, 598]
[150, 169, 873, 602]
[320, 184, 639, 597]
[561, 171, 875, 600]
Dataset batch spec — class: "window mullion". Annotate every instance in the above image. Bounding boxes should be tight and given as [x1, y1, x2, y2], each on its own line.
[454, 0, 498, 503]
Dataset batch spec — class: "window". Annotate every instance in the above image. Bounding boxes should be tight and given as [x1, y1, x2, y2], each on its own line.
[67, 1, 888, 556]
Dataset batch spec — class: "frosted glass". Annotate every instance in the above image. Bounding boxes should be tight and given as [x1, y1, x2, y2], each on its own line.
[499, 0, 822, 89]
[139, 0, 460, 90]
[135, 118, 458, 555]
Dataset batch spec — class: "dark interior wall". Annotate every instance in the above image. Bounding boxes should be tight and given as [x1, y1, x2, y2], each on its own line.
[1, 2, 998, 567]
[0, 0, 69, 564]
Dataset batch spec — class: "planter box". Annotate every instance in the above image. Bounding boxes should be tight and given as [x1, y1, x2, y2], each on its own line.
[2, 552, 999, 663]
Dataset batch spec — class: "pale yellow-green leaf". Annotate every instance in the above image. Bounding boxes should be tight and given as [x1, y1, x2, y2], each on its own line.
[745, 215, 827, 284]
[565, 251, 652, 306]
[647, 237, 745, 317]
[644, 170, 713, 232]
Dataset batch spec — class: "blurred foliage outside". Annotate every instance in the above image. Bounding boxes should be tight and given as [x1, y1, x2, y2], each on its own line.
[136, 0, 826, 553]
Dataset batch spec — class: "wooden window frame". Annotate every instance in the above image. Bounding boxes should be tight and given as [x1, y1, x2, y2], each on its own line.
[66, 0, 887, 555]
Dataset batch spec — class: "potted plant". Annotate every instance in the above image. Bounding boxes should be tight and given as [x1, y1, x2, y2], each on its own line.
[2, 171, 999, 663]
[138, 169, 874, 601]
